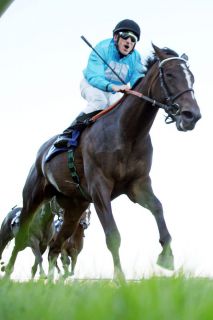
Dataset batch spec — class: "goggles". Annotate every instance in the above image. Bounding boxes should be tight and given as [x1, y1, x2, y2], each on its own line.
[118, 31, 138, 43]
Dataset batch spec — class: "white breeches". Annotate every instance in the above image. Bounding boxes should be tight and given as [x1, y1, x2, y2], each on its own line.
[80, 78, 123, 114]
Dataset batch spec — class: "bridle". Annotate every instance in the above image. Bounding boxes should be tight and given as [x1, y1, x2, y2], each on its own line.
[158, 57, 194, 123]
[126, 56, 194, 124]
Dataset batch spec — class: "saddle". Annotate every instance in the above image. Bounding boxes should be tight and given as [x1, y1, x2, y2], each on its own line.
[45, 95, 125, 163]
[45, 130, 80, 163]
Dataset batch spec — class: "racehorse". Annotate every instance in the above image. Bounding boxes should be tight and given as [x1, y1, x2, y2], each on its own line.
[50, 206, 91, 279]
[5, 44, 201, 280]
[0, 199, 59, 278]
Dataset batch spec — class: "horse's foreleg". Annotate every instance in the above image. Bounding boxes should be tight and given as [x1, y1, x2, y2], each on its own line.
[31, 260, 38, 278]
[4, 224, 29, 276]
[48, 213, 81, 280]
[0, 231, 13, 266]
[151, 197, 174, 270]
[4, 246, 19, 277]
[70, 249, 78, 276]
[4, 213, 33, 276]
[95, 204, 124, 280]
[60, 250, 70, 278]
[31, 241, 46, 279]
[128, 178, 174, 270]
[90, 177, 125, 281]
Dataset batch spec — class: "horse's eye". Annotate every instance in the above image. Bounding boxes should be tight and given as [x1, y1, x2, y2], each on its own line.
[165, 73, 173, 78]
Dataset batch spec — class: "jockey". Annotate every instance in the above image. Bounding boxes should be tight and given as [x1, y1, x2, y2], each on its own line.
[55, 19, 145, 148]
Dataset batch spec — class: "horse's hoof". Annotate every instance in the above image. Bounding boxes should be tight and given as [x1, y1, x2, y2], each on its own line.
[157, 253, 174, 270]
[113, 268, 126, 286]
[39, 274, 47, 281]
[62, 273, 69, 280]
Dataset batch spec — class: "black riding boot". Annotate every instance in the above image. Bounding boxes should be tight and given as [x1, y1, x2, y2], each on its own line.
[54, 111, 100, 148]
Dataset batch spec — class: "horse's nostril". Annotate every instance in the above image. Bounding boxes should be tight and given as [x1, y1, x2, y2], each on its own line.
[181, 111, 194, 120]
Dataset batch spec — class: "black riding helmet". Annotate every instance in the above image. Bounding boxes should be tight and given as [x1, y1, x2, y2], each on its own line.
[113, 19, 141, 41]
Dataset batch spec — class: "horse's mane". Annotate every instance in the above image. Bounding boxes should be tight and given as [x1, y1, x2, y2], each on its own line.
[145, 47, 179, 72]
[131, 47, 179, 89]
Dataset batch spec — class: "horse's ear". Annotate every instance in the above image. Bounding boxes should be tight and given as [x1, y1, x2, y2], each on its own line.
[151, 43, 165, 61]
[181, 53, 188, 61]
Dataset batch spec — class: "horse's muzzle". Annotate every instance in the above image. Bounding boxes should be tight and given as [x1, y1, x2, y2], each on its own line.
[176, 109, 201, 131]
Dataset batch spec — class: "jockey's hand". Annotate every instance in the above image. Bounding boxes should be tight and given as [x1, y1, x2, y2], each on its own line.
[112, 84, 130, 93]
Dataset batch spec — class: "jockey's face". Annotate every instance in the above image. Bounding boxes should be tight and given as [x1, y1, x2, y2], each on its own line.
[114, 33, 136, 56]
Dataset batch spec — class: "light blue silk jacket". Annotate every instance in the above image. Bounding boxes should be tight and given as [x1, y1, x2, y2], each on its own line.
[83, 38, 145, 92]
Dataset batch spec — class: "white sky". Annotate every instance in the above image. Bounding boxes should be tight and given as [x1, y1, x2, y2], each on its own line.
[0, 0, 213, 280]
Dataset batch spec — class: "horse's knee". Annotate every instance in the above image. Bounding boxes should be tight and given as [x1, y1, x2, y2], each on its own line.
[61, 254, 70, 266]
[48, 243, 61, 261]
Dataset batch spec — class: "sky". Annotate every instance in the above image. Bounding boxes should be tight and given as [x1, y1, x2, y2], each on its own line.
[0, 0, 213, 280]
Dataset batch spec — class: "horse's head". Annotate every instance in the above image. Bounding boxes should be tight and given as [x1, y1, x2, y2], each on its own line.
[149, 44, 201, 131]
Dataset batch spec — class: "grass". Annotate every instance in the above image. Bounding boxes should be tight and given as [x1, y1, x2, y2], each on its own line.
[0, 276, 213, 319]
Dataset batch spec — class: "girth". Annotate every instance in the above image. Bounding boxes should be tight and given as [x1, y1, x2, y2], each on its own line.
[67, 149, 90, 201]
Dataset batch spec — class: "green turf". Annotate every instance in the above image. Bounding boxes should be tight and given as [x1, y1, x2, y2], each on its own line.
[0, 276, 213, 319]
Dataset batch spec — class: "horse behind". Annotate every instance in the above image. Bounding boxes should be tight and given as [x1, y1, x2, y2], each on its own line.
[51, 206, 91, 279]
[0, 199, 58, 278]
[5, 44, 201, 280]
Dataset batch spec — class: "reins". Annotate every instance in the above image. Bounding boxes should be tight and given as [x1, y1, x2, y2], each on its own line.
[90, 88, 180, 124]
[91, 56, 193, 124]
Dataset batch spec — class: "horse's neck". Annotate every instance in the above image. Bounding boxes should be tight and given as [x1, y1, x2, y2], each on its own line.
[118, 75, 158, 140]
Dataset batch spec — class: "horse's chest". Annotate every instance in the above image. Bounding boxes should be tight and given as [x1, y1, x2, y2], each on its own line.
[115, 157, 146, 180]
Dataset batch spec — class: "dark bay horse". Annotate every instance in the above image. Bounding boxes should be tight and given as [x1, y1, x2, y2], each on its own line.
[5, 44, 201, 279]
[0, 199, 59, 278]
